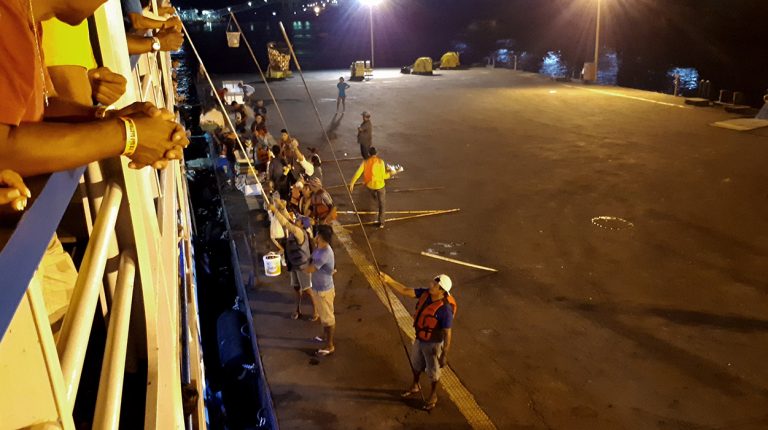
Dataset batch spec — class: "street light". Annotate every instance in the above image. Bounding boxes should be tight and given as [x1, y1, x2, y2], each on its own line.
[593, 0, 602, 81]
[360, 0, 383, 69]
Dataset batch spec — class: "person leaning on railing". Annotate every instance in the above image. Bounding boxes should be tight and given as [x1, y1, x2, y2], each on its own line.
[0, 0, 189, 177]
[0, 0, 188, 323]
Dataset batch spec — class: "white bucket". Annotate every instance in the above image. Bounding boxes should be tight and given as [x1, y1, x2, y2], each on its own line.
[263, 252, 281, 277]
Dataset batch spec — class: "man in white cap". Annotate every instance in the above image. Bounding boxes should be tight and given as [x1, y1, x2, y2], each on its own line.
[380, 272, 457, 411]
[357, 111, 373, 159]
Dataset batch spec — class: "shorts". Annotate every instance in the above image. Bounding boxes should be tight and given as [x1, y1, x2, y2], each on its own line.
[36, 235, 78, 327]
[310, 288, 335, 327]
[411, 339, 444, 382]
[290, 269, 312, 292]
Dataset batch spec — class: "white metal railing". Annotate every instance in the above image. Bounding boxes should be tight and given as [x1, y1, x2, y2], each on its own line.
[93, 250, 136, 429]
[0, 0, 206, 428]
[58, 181, 123, 405]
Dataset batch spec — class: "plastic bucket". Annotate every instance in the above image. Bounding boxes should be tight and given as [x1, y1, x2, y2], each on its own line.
[226, 31, 241, 48]
[263, 252, 281, 277]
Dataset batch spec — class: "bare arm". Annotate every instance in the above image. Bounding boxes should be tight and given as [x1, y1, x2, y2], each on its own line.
[268, 201, 305, 243]
[440, 328, 451, 366]
[0, 109, 187, 176]
[0, 121, 123, 176]
[348, 161, 365, 191]
[127, 35, 155, 55]
[379, 272, 416, 298]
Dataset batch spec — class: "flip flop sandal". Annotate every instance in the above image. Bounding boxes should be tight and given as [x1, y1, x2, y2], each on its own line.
[400, 389, 421, 398]
[316, 348, 335, 356]
[309, 314, 320, 322]
[291, 312, 301, 320]
[422, 400, 437, 411]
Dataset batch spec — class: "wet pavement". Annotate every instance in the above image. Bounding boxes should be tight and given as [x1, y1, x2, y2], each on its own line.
[220, 68, 768, 429]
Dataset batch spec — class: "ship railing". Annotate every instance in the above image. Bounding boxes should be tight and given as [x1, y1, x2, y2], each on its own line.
[0, 0, 206, 428]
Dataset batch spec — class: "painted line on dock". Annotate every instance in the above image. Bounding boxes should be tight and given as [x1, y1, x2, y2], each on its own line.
[333, 223, 498, 430]
[564, 84, 692, 109]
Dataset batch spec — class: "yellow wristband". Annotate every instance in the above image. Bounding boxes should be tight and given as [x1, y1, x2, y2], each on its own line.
[119, 117, 138, 157]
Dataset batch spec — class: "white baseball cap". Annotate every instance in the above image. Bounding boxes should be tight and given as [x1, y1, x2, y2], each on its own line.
[433, 274, 453, 293]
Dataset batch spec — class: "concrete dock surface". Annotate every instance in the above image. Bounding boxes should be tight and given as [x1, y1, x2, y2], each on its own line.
[221, 68, 768, 429]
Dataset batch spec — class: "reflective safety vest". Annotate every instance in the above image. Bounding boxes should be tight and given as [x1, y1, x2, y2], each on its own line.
[413, 293, 457, 342]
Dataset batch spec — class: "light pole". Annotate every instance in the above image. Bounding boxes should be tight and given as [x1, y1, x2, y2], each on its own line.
[360, 0, 382, 69]
[593, 0, 602, 80]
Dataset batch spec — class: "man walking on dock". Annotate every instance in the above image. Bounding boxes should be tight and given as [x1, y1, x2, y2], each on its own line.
[349, 147, 394, 228]
[380, 272, 456, 411]
[304, 225, 336, 356]
[357, 111, 373, 159]
[337, 77, 351, 112]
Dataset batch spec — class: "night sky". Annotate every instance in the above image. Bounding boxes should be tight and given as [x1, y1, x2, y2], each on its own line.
[177, 0, 768, 103]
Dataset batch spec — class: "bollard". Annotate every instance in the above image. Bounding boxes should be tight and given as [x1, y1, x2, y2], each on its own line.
[718, 89, 732, 104]
[513, 55, 518, 71]
[732, 91, 744, 106]
[704, 80, 712, 99]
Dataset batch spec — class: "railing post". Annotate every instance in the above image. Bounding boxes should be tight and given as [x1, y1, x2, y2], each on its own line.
[57, 181, 123, 407]
[93, 250, 136, 430]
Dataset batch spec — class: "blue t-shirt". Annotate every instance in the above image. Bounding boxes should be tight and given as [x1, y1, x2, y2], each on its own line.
[310, 246, 335, 292]
[414, 289, 454, 331]
[337, 82, 350, 97]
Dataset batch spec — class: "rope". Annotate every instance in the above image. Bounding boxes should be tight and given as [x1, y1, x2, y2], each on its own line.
[180, 20, 271, 208]
[229, 11, 289, 132]
[276, 21, 424, 401]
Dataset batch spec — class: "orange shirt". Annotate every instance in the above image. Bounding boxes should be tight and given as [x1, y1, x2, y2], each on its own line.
[0, 1, 50, 125]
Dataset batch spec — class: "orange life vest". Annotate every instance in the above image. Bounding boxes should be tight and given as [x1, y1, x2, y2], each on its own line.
[413, 293, 457, 342]
[257, 147, 270, 164]
[310, 190, 332, 221]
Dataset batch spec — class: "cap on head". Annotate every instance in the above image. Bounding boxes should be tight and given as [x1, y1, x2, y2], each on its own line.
[434, 274, 453, 293]
[308, 177, 322, 190]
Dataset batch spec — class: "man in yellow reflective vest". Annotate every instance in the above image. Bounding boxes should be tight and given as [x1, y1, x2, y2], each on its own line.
[348, 147, 395, 228]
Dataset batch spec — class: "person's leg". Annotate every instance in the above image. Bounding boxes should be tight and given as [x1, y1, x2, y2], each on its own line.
[298, 270, 316, 319]
[325, 324, 335, 350]
[360, 144, 369, 160]
[403, 340, 426, 396]
[316, 289, 335, 352]
[306, 288, 319, 321]
[422, 341, 444, 409]
[41, 235, 78, 331]
[376, 188, 386, 226]
[336, 97, 341, 111]
[341, 96, 346, 112]
[290, 271, 302, 319]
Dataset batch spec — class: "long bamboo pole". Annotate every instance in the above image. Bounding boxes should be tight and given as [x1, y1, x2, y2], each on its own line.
[340, 209, 459, 227]
[420, 252, 499, 273]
